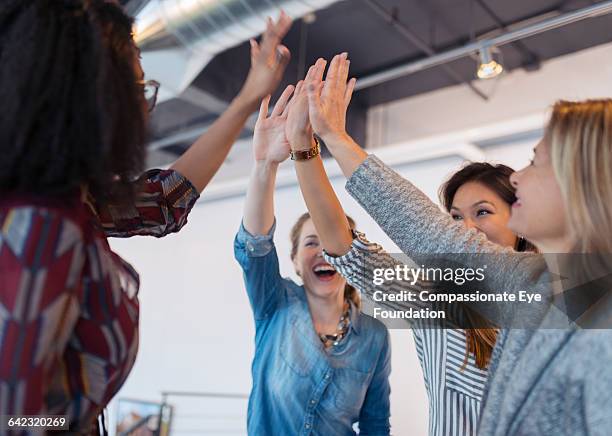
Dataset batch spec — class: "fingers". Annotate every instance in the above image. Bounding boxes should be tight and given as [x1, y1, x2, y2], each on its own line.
[283, 80, 303, 117]
[258, 95, 271, 124]
[337, 53, 350, 87]
[276, 10, 293, 39]
[325, 53, 342, 89]
[271, 84, 295, 117]
[322, 52, 349, 99]
[276, 44, 291, 69]
[259, 11, 292, 62]
[249, 39, 260, 66]
[307, 80, 325, 120]
[344, 77, 357, 108]
[304, 58, 327, 90]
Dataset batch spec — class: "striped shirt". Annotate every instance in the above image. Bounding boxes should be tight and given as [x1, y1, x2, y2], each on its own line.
[324, 231, 488, 436]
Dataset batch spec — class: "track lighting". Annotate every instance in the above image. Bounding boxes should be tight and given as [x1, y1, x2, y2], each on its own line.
[477, 46, 503, 79]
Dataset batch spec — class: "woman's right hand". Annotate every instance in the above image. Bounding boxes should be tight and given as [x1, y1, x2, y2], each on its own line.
[305, 53, 357, 147]
[252, 84, 295, 164]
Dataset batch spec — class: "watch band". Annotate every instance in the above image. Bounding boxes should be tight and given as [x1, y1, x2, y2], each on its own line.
[290, 141, 321, 161]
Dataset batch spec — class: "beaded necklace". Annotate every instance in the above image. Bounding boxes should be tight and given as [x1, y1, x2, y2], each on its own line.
[318, 301, 351, 348]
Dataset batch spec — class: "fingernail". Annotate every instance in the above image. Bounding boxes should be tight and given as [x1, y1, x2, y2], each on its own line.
[342, 52, 348, 59]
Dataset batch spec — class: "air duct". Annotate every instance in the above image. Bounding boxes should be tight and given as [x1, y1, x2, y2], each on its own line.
[134, 0, 342, 102]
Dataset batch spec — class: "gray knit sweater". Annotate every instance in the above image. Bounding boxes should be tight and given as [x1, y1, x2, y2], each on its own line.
[342, 155, 612, 436]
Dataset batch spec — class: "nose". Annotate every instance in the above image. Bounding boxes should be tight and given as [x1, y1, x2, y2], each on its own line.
[461, 218, 486, 237]
[462, 218, 479, 231]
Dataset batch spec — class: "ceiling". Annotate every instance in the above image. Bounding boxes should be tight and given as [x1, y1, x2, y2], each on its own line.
[121, 0, 612, 161]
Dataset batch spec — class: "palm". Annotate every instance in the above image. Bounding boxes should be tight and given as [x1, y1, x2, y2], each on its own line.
[252, 84, 296, 164]
[253, 118, 290, 163]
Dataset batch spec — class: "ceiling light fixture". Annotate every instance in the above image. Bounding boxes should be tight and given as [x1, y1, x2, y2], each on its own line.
[477, 46, 503, 79]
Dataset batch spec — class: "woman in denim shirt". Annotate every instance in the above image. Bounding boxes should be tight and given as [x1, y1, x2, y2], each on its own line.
[234, 84, 391, 436]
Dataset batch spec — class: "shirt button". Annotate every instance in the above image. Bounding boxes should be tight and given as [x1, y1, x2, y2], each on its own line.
[310, 399, 316, 405]
[325, 374, 330, 379]
[305, 423, 311, 429]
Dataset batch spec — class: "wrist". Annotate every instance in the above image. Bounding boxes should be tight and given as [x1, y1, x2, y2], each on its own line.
[289, 135, 316, 151]
[254, 159, 280, 173]
[318, 132, 354, 150]
[233, 90, 260, 114]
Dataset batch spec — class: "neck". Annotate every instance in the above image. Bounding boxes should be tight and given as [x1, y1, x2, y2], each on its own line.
[306, 289, 346, 335]
[535, 235, 574, 255]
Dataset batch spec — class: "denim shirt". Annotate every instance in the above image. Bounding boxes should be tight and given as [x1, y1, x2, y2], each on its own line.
[234, 221, 391, 436]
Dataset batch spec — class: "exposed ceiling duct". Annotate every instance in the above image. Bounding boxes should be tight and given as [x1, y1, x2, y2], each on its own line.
[134, 0, 342, 102]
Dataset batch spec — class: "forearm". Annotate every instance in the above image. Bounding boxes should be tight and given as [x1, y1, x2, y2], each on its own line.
[171, 94, 258, 193]
[294, 145, 353, 257]
[322, 133, 369, 179]
[243, 160, 278, 235]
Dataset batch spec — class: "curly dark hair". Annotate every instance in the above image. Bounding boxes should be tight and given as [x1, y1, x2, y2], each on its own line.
[0, 0, 147, 205]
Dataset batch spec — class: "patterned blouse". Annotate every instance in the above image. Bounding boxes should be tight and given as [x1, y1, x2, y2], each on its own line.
[0, 169, 198, 434]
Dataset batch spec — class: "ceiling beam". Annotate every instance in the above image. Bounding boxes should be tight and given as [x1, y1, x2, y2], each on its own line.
[363, 0, 489, 101]
[355, 0, 612, 90]
[473, 0, 540, 69]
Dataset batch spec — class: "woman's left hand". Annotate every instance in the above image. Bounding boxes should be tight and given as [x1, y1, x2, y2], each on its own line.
[238, 12, 292, 109]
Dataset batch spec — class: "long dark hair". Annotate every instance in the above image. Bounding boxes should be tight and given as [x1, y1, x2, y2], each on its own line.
[0, 0, 147, 205]
[439, 162, 535, 369]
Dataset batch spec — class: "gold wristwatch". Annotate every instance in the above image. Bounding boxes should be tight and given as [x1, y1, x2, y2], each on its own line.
[290, 141, 321, 161]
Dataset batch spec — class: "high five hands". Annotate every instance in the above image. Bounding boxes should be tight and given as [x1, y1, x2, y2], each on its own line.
[253, 52, 360, 167]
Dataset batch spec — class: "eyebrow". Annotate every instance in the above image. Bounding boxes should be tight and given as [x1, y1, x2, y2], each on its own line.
[451, 200, 495, 210]
[303, 234, 318, 241]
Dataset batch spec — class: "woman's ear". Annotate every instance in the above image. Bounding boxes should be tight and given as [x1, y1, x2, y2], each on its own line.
[292, 256, 301, 277]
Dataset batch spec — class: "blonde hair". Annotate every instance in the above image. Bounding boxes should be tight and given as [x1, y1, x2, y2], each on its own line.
[547, 99, 612, 253]
[290, 212, 361, 309]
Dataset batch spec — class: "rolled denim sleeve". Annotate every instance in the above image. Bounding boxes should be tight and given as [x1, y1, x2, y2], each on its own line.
[234, 220, 285, 321]
[358, 327, 392, 435]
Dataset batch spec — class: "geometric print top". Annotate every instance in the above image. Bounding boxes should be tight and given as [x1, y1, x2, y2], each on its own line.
[0, 169, 199, 434]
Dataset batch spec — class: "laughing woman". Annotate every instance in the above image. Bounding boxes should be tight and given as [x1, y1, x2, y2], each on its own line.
[234, 84, 391, 436]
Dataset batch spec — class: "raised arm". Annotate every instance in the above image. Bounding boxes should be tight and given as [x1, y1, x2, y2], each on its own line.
[243, 85, 295, 235]
[286, 55, 355, 257]
[234, 86, 295, 321]
[304, 56, 543, 296]
[171, 12, 292, 194]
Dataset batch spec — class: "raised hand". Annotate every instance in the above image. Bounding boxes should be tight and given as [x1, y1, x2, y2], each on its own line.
[305, 54, 356, 146]
[238, 11, 292, 108]
[253, 85, 295, 164]
[285, 80, 315, 151]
